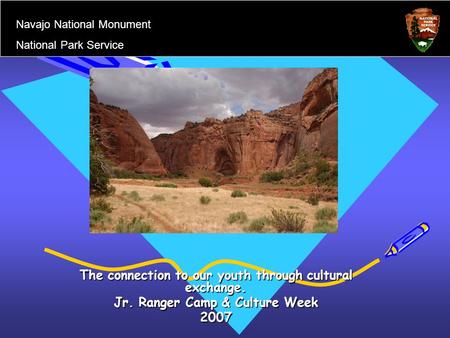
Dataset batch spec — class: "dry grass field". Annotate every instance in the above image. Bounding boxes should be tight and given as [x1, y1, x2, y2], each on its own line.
[90, 178, 338, 233]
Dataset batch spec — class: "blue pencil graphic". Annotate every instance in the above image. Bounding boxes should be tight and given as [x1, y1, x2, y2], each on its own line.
[385, 222, 430, 257]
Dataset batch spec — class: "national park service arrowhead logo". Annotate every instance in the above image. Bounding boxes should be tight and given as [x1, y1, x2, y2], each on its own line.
[405, 8, 440, 52]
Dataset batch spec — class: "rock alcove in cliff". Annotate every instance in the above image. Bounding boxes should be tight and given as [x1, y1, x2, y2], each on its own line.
[214, 148, 236, 176]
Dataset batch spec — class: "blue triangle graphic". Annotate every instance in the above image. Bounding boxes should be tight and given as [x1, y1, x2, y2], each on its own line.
[144, 57, 437, 333]
[336, 59, 438, 216]
[143, 233, 324, 333]
[2, 71, 88, 179]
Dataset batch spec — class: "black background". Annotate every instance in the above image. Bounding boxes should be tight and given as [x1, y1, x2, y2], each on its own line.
[1, 1, 449, 56]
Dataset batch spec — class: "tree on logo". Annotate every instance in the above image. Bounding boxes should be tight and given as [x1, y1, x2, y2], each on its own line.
[411, 16, 420, 38]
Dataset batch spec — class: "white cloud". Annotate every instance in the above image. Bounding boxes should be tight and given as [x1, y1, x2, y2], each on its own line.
[92, 68, 323, 136]
[141, 123, 177, 138]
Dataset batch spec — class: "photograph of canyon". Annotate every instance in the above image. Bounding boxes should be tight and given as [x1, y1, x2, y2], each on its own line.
[90, 68, 338, 233]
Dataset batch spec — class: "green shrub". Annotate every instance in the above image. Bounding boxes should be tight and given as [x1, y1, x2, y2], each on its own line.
[90, 198, 113, 213]
[293, 159, 311, 174]
[249, 192, 259, 196]
[155, 182, 178, 188]
[128, 191, 142, 201]
[231, 190, 247, 198]
[315, 159, 330, 176]
[150, 194, 165, 202]
[200, 196, 212, 205]
[112, 168, 153, 180]
[228, 211, 248, 224]
[314, 160, 337, 187]
[90, 209, 111, 226]
[271, 209, 306, 233]
[315, 207, 337, 221]
[306, 194, 319, 206]
[284, 152, 337, 187]
[313, 220, 338, 233]
[329, 165, 338, 186]
[284, 151, 316, 178]
[116, 217, 154, 233]
[166, 171, 186, 178]
[90, 197, 113, 227]
[260, 171, 284, 183]
[121, 191, 128, 196]
[212, 188, 219, 192]
[199, 177, 213, 187]
[246, 217, 270, 233]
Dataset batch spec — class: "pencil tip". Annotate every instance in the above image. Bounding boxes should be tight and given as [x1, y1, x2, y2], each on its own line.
[385, 245, 396, 258]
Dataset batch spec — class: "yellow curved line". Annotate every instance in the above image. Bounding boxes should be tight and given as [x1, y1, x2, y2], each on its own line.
[296, 258, 380, 287]
[44, 247, 380, 288]
[44, 247, 185, 273]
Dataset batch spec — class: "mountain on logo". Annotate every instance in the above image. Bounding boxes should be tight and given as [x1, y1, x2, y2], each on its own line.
[420, 27, 436, 34]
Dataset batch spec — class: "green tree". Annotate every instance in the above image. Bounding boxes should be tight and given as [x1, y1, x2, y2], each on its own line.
[411, 16, 420, 38]
[90, 77, 113, 195]
[90, 134, 111, 195]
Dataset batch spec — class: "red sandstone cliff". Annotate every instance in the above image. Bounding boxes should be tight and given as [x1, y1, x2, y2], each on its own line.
[297, 68, 338, 158]
[90, 91, 167, 175]
[152, 106, 299, 175]
[152, 68, 337, 175]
